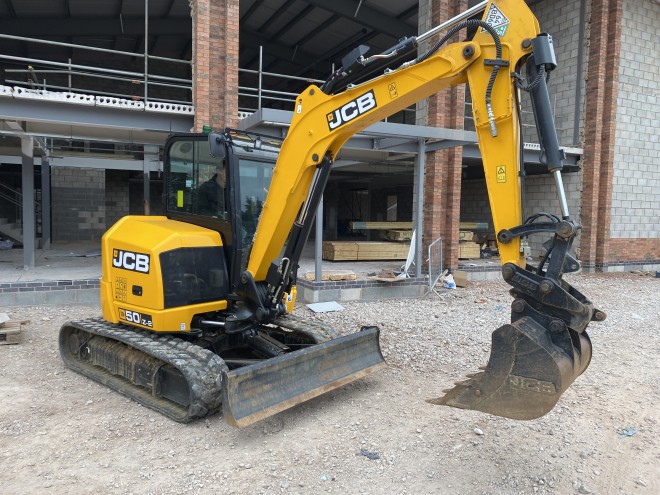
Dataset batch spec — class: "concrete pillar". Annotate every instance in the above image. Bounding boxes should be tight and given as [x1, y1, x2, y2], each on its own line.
[315, 195, 323, 282]
[419, 0, 467, 272]
[142, 145, 159, 215]
[21, 137, 35, 268]
[414, 139, 425, 278]
[190, 0, 240, 131]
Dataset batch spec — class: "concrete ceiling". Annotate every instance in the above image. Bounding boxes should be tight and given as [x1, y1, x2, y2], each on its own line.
[0, 0, 419, 94]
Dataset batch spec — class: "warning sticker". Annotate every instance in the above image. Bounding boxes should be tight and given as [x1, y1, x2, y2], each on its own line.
[388, 83, 398, 100]
[482, 3, 510, 37]
[496, 165, 506, 183]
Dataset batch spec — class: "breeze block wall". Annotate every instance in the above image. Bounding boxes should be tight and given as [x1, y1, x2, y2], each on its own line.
[51, 167, 106, 241]
[520, 0, 587, 259]
[606, 0, 660, 268]
[526, 0, 588, 147]
[524, 172, 582, 257]
[105, 170, 131, 229]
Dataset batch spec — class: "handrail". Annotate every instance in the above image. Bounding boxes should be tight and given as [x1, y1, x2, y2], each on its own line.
[0, 34, 189, 65]
[0, 182, 41, 209]
[0, 182, 42, 238]
[0, 33, 192, 105]
[1, 33, 418, 121]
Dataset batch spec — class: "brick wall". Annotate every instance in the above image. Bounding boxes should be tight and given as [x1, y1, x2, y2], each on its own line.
[419, 0, 467, 271]
[191, 0, 240, 131]
[51, 167, 106, 241]
[610, 0, 660, 240]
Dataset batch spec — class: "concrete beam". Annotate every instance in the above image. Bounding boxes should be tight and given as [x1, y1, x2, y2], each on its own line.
[0, 97, 193, 133]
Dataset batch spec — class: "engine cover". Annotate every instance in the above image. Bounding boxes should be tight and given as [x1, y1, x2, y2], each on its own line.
[101, 216, 229, 332]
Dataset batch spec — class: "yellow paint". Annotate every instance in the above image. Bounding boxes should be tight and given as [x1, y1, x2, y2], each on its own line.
[177, 190, 184, 207]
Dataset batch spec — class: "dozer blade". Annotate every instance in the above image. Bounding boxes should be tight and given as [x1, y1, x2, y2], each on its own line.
[222, 326, 386, 427]
[429, 316, 591, 420]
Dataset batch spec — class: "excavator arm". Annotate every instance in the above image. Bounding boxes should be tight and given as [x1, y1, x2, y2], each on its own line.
[228, 0, 603, 421]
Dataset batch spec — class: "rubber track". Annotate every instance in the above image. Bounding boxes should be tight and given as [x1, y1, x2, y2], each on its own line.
[272, 313, 339, 343]
[59, 318, 227, 423]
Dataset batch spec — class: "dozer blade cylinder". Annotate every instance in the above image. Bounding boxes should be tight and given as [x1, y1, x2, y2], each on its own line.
[429, 317, 591, 420]
[222, 326, 386, 427]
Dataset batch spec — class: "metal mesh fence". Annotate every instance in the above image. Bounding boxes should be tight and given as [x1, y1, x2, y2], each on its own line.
[427, 236, 443, 295]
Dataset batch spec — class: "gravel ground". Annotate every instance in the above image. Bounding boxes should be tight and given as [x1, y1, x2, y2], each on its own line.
[1, 272, 658, 494]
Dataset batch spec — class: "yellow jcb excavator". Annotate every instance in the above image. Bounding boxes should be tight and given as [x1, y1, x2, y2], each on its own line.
[59, 0, 604, 427]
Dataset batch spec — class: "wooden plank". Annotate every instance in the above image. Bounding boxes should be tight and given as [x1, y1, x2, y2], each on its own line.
[0, 327, 21, 345]
[303, 271, 357, 281]
[0, 316, 27, 345]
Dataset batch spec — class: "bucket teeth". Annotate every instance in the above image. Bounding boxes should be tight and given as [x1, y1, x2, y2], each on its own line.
[428, 318, 592, 420]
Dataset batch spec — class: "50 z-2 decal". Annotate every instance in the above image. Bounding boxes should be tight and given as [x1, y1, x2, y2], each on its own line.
[118, 307, 153, 328]
[327, 90, 377, 130]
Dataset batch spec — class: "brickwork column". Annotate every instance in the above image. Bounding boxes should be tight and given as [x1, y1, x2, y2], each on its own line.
[420, 0, 467, 271]
[580, 0, 622, 268]
[190, 0, 239, 131]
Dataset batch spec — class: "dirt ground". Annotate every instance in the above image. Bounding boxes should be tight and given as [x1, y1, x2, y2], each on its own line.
[1, 272, 658, 495]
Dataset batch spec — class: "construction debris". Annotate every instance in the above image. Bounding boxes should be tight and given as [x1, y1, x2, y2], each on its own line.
[0, 313, 29, 345]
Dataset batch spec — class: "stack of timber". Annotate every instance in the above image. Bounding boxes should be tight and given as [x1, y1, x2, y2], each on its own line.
[322, 241, 410, 261]
[458, 230, 481, 259]
[349, 221, 488, 231]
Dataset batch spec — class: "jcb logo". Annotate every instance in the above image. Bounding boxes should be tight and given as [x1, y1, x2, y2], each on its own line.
[327, 90, 377, 130]
[112, 249, 150, 273]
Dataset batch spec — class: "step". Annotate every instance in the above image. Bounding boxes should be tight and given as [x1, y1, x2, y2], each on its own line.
[0, 222, 23, 243]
